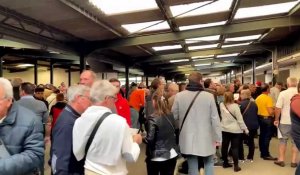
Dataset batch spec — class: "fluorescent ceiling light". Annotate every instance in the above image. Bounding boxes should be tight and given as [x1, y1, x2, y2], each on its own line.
[225, 34, 262, 42]
[49, 50, 60, 54]
[170, 59, 189, 63]
[179, 21, 227, 31]
[234, 1, 299, 19]
[152, 45, 182, 51]
[195, 63, 211, 66]
[222, 42, 251, 48]
[192, 57, 214, 61]
[122, 20, 170, 33]
[191, 55, 214, 59]
[185, 35, 220, 44]
[16, 64, 34, 67]
[170, 0, 233, 18]
[178, 65, 192, 69]
[217, 53, 239, 58]
[89, 0, 158, 15]
[188, 44, 218, 51]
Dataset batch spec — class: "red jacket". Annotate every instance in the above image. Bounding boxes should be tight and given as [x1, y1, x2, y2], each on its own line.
[115, 93, 131, 127]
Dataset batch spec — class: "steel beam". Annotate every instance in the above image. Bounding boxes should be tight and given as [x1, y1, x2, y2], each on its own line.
[161, 63, 239, 70]
[88, 16, 300, 51]
[0, 23, 77, 54]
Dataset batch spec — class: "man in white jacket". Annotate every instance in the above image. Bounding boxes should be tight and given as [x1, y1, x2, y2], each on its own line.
[73, 80, 142, 175]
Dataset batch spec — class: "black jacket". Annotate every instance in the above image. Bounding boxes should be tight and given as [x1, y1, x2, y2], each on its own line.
[240, 99, 259, 130]
[143, 113, 179, 160]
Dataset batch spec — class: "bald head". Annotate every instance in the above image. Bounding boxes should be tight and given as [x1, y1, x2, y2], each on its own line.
[80, 70, 97, 87]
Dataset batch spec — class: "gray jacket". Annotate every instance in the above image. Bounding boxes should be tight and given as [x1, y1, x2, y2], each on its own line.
[172, 90, 222, 156]
[0, 103, 44, 175]
[17, 96, 49, 124]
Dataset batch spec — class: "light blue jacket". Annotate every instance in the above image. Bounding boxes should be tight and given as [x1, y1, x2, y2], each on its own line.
[0, 103, 44, 175]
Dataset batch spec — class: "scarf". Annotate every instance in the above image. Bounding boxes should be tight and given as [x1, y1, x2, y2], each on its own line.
[186, 82, 204, 91]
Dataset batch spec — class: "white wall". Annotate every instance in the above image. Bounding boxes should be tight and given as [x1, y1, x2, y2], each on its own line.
[290, 61, 300, 78]
[3, 67, 80, 87]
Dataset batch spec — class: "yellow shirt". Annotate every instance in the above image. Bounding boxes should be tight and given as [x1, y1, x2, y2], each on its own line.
[255, 94, 274, 117]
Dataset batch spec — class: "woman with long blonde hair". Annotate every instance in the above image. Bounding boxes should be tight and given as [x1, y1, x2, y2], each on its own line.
[220, 91, 248, 172]
[143, 89, 179, 175]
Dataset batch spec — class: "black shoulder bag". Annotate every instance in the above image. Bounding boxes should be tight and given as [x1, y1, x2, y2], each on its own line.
[83, 112, 111, 161]
[179, 91, 201, 134]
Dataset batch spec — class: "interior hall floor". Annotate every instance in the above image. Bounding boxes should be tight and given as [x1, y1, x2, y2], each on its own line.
[45, 138, 297, 175]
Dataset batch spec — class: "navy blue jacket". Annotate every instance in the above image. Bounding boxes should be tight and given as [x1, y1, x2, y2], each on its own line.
[0, 103, 44, 175]
[50, 105, 84, 175]
[240, 99, 259, 130]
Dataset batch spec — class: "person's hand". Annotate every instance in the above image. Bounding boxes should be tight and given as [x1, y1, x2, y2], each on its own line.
[133, 134, 142, 144]
[244, 129, 249, 135]
[214, 142, 221, 147]
[274, 120, 279, 127]
[44, 136, 51, 145]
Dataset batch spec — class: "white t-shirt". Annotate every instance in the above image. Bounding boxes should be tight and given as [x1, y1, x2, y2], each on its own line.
[276, 87, 298, 124]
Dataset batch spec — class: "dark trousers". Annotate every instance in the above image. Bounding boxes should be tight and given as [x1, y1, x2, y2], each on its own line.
[221, 131, 242, 166]
[146, 157, 177, 175]
[258, 117, 274, 157]
[239, 129, 257, 160]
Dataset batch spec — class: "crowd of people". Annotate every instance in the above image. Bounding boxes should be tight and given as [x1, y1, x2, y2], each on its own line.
[0, 70, 300, 175]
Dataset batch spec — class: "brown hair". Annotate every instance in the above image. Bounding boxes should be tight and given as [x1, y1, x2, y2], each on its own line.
[151, 78, 162, 90]
[188, 72, 202, 84]
[56, 93, 65, 102]
[152, 89, 170, 116]
[224, 91, 234, 105]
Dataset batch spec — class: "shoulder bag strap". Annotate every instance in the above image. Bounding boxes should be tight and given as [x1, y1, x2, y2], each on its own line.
[223, 103, 238, 120]
[84, 112, 111, 158]
[179, 91, 201, 134]
[163, 116, 175, 132]
[242, 101, 252, 116]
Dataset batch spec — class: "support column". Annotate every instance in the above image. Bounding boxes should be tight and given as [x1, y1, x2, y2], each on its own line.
[146, 76, 149, 87]
[229, 72, 232, 83]
[0, 56, 3, 77]
[241, 65, 244, 84]
[0, 49, 6, 77]
[80, 54, 86, 73]
[252, 59, 256, 84]
[125, 65, 130, 98]
[225, 73, 228, 84]
[68, 67, 71, 86]
[34, 60, 38, 85]
[272, 47, 278, 86]
[50, 60, 54, 84]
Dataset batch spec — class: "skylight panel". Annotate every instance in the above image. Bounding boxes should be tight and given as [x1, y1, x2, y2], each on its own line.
[122, 21, 170, 33]
[222, 42, 252, 48]
[225, 34, 262, 42]
[192, 57, 214, 61]
[152, 45, 182, 51]
[191, 55, 214, 59]
[179, 21, 227, 31]
[234, 1, 299, 19]
[217, 53, 239, 58]
[195, 63, 211, 67]
[89, 0, 158, 15]
[170, 0, 233, 18]
[185, 35, 220, 44]
[188, 44, 218, 51]
[170, 59, 189, 63]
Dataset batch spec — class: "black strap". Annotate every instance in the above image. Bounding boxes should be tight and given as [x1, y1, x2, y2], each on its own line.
[242, 101, 252, 116]
[84, 112, 111, 159]
[223, 103, 237, 120]
[179, 91, 201, 134]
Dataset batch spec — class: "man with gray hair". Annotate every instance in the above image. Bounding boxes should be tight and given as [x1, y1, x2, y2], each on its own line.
[0, 77, 44, 174]
[50, 85, 91, 175]
[274, 77, 299, 167]
[73, 80, 142, 175]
